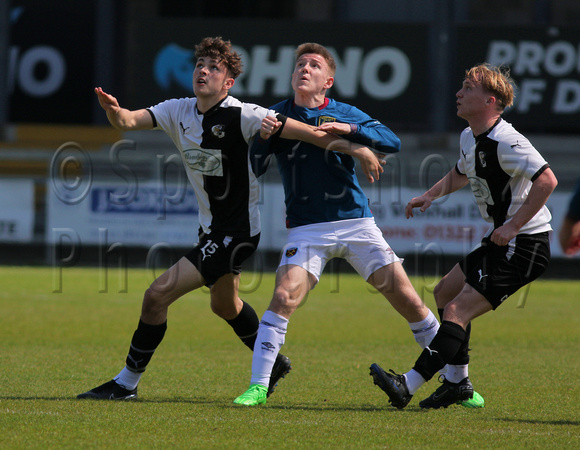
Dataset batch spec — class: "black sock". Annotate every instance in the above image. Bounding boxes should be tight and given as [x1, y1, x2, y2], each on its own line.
[438, 307, 471, 365]
[226, 300, 259, 351]
[125, 319, 167, 373]
[413, 320, 466, 381]
[450, 322, 471, 365]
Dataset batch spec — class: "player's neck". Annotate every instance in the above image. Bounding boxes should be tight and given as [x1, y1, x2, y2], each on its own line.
[469, 115, 501, 137]
[294, 92, 326, 109]
[197, 92, 228, 114]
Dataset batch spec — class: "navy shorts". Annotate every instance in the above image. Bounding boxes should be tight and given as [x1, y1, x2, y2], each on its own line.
[185, 232, 260, 287]
[460, 232, 550, 309]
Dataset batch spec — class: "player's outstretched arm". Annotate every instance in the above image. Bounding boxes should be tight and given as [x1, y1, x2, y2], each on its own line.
[265, 116, 384, 183]
[405, 168, 469, 218]
[95, 87, 153, 131]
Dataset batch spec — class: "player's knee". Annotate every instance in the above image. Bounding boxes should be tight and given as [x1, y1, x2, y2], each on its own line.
[142, 286, 169, 317]
[270, 288, 300, 315]
[210, 300, 237, 320]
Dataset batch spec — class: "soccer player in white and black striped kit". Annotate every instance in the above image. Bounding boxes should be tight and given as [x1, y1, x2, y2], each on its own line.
[78, 37, 384, 400]
[370, 64, 558, 409]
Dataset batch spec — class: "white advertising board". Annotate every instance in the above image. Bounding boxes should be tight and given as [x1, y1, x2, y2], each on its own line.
[46, 180, 199, 247]
[0, 179, 35, 243]
[45, 179, 574, 258]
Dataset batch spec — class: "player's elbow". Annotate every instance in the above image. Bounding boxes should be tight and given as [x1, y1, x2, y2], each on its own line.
[377, 135, 401, 154]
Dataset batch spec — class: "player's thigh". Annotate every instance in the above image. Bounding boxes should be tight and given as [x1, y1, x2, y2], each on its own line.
[433, 263, 466, 309]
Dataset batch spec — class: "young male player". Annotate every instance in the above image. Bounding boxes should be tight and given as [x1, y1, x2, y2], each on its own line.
[77, 37, 384, 400]
[370, 63, 557, 409]
[233, 42, 447, 407]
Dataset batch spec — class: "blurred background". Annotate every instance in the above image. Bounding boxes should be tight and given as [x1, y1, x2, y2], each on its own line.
[1, 0, 578, 276]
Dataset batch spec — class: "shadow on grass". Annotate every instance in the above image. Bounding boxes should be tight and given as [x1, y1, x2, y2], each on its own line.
[494, 417, 580, 427]
[232, 403, 427, 413]
[1, 396, 430, 413]
[0, 395, 218, 405]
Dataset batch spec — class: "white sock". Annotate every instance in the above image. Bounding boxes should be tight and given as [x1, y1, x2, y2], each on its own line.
[114, 367, 142, 390]
[404, 369, 426, 395]
[442, 364, 469, 383]
[409, 310, 439, 349]
[250, 310, 288, 386]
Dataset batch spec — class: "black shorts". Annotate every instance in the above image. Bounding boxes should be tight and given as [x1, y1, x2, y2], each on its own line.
[185, 232, 260, 287]
[460, 232, 550, 310]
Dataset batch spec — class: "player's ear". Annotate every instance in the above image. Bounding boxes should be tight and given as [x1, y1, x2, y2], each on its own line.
[324, 76, 334, 90]
[224, 77, 235, 91]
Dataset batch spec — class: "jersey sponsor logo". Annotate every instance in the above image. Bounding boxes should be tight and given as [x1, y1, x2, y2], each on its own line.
[211, 124, 226, 138]
[285, 247, 297, 258]
[467, 176, 493, 205]
[183, 148, 223, 175]
[317, 116, 336, 126]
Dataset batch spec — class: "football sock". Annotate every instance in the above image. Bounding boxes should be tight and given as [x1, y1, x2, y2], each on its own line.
[125, 319, 167, 373]
[225, 300, 259, 351]
[450, 322, 471, 365]
[404, 369, 426, 395]
[443, 364, 469, 383]
[250, 310, 288, 386]
[437, 310, 472, 377]
[437, 308, 449, 376]
[412, 320, 466, 382]
[114, 367, 142, 390]
[409, 309, 439, 349]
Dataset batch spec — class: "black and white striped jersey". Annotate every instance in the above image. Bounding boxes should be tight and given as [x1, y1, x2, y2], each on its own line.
[149, 96, 276, 238]
[457, 118, 552, 235]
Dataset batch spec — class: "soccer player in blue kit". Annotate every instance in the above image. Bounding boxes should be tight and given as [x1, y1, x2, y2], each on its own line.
[77, 37, 385, 401]
[370, 64, 557, 409]
[234, 43, 448, 406]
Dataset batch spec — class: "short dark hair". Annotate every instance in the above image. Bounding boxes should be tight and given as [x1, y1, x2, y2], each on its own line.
[195, 37, 243, 79]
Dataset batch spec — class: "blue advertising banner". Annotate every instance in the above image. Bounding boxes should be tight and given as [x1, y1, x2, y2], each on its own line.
[124, 19, 430, 132]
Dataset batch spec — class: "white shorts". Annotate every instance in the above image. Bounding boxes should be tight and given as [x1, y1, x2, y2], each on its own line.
[279, 217, 401, 282]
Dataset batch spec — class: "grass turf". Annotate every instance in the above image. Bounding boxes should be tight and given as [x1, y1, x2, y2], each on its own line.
[1, 266, 578, 448]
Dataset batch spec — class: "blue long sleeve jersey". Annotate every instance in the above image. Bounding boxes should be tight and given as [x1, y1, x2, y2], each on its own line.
[251, 98, 401, 228]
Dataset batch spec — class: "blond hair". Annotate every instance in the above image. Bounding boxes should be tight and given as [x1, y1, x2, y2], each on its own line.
[465, 63, 515, 110]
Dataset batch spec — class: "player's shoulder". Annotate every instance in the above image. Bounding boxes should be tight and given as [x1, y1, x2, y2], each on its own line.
[328, 98, 368, 117]
[270, 98, 292, 113]
[459, 126, 473, 144]
[491, 119, 533, 149]
[153, 96, 196, 110]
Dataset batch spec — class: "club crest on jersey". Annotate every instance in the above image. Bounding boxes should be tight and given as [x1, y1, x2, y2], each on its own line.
[478, 151, 487, 167]
[211, 124, 226, 138]
[285, 247, 298, 258]
[317, 116, 336, 126]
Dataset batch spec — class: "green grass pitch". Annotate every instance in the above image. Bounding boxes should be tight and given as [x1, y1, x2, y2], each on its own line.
[1, 266, 578, 448]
